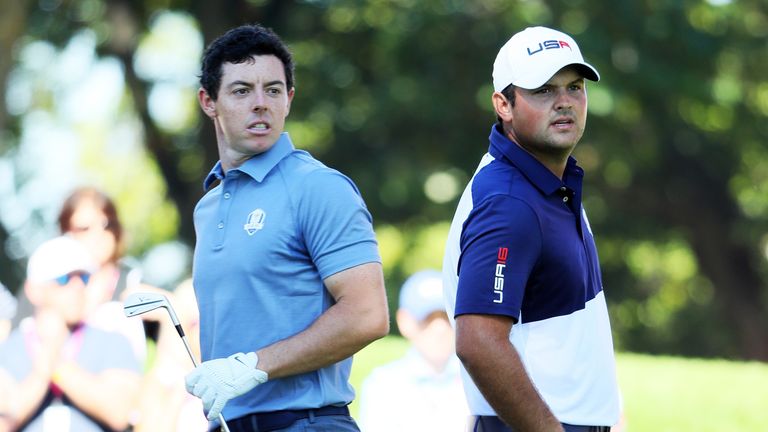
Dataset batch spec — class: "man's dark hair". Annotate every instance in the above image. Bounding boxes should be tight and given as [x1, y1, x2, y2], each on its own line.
[496, 83, 516, 125]
[200, 24, 294, 100]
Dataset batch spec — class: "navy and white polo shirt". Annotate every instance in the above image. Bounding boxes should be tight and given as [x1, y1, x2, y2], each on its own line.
[442, 125, 621, 426]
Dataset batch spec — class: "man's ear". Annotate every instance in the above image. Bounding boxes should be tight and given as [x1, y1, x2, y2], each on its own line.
[198, 88, 217, 119]
[24, 280, 43, 306]
[396, 309, 420, 340]
[492, 91, 514, 123]
[285, 87, 295, 116]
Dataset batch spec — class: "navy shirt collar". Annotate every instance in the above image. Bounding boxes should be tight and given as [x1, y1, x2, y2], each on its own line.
[487, 124, 584, 197]
[203, 133, 295, 190]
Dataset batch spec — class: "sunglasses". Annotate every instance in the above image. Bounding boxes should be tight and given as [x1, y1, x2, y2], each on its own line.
[69, 219, 110, 234]
[54, 272, 91, 286]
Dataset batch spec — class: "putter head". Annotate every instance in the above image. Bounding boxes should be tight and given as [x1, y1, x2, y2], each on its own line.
[123, 292, 180, 326]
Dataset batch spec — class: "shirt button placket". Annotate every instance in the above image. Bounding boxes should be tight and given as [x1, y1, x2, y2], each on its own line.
[215, 176, 238, 250]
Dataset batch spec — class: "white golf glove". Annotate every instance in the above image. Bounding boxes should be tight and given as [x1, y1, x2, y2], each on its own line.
[185, 351, 269, 420]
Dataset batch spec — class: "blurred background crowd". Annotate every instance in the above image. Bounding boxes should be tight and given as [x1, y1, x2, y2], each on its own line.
[0, 187, 207, 431]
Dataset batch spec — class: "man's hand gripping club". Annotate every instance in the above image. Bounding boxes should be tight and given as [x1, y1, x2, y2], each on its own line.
[185, 352, 269, 420]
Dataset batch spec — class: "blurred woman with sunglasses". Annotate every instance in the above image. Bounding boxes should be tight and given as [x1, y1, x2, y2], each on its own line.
[56, 187, 153, 365]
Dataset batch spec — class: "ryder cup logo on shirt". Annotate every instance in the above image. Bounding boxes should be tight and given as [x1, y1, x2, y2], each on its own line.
[244, 209, 266, 235]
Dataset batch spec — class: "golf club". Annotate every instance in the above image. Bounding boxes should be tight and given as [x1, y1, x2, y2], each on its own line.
[124, 292, 231, 432]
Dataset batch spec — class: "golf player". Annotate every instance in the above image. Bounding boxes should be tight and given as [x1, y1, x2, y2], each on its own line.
[185, 24, 389, 432]
[442, 26, 621, 431]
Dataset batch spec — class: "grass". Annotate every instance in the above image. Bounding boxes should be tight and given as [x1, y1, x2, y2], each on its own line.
[349, 336, 768, 431]
[616, 353, 768, 431]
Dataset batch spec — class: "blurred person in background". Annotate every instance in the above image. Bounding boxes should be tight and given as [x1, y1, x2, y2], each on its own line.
[132, 278, 207, 432]
[358, 270, 468, 432]
[56, 187, 152, 362]
[11, 187, 155, 364]
[0, 235, 142, 431]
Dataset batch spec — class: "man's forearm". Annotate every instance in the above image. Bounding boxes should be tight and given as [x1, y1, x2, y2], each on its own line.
[56, 364, 140, 430]
[256, 288, 388, 379]
[257, 262, 389, 379]
[456, 314, 562, 432]
[463, 343, 561, 431]
[11, 366, 51, 426]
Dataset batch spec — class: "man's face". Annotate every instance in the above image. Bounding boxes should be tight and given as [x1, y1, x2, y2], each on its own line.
[200, 55, 294, 170]
[507, 66, 588, 160]
[68, 202, 115, 267]
[41, 272, 89, 326]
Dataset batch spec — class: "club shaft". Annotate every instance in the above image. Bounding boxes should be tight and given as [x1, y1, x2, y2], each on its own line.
[180, 333, 230, 432]
[180, 335, 199, 368]
[181, 333, 229, 432]
[124, 295, 230, 432]
[219, 412, 231, 431]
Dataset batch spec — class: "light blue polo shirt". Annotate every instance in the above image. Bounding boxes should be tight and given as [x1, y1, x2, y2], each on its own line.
[192, 133, 380, 420]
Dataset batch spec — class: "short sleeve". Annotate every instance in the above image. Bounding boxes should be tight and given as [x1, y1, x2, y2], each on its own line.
[456, 194, 542, 321]
[297, 169, 381, 279]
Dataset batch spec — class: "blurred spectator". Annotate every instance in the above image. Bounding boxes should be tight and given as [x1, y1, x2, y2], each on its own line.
[57, 187, 151, 361]
[131, 278, 207, 432]
[0, 282, 16, 341]
[0, 235, 142, 431]
[13, 187, 153, 362]
[358, 270, 468, 432]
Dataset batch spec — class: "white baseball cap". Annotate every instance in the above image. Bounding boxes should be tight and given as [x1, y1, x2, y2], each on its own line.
[26, 235, 96, 283]
[493, 26, 600, 91]
[398, 270, 446, 322]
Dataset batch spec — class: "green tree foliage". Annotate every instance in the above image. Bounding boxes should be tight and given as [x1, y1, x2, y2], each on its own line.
[575, 0, 768, 359]
[1, 0, 767, 360]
